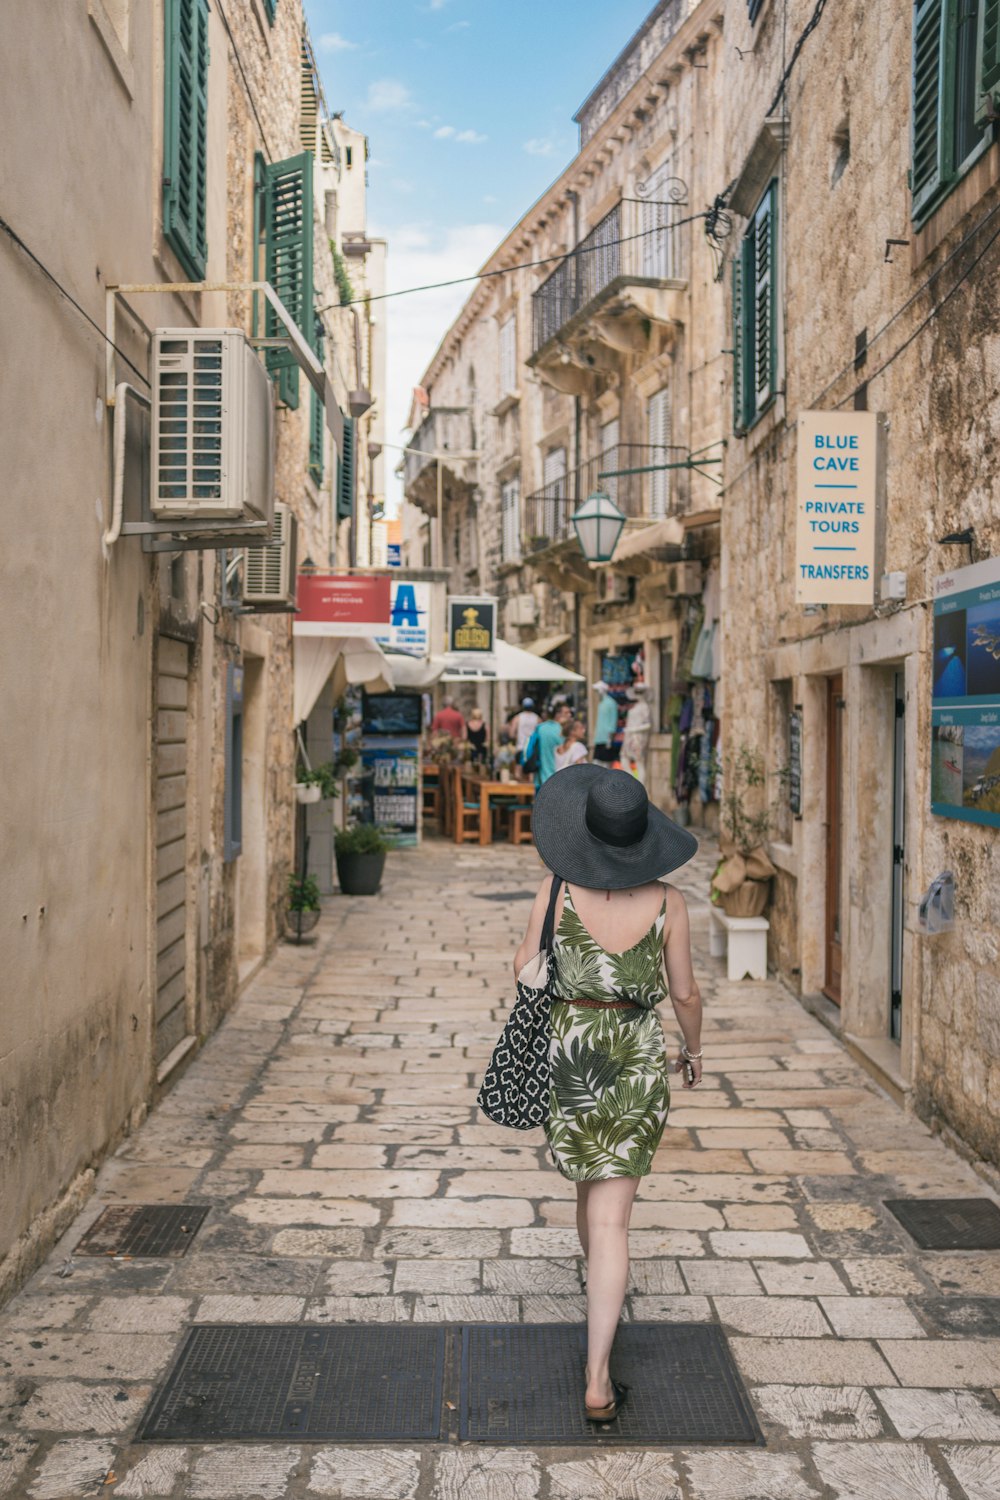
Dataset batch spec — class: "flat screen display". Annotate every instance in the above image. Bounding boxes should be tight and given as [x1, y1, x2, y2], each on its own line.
[362, 691, 422, 736]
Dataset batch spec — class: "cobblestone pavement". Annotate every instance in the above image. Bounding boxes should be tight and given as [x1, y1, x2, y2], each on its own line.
[4, 840, 1000, 1498]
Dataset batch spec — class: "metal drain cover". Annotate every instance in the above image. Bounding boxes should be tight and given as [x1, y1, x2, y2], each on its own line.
[462, 1323, 762, 1446]
[884, 1198, 1000, 1250]
[138, 1325, 446, 1441]
[75, 1204, 209, 1258]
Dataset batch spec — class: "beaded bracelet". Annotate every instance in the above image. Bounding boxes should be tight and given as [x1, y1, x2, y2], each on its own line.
[681, 1046, 703, 1060]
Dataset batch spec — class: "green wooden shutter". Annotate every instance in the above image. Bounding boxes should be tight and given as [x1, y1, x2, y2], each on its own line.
[163, 0, 209, 279]
[337, 417, 355, 521]
[309, 317, 325, 486]
[264, 152, 315, 409]
[912, 0, 946, 218]
[732, 253, 745, 432]
[976, 0, 1000, 124]
[752, 184, 775, 414]
[263, 0, 278, 21]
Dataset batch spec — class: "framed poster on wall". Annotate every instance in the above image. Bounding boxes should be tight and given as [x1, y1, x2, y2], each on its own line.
[931, 556, 1000, 829]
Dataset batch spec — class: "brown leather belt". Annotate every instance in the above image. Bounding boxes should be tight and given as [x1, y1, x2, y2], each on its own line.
[562, 996, 637, 1011]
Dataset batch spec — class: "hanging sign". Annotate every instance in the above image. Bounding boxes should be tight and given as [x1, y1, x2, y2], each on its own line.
[795, 412, 882, 605]
[374, 580, 431, 658]
[448, 596, 496, 653]
[296, 573, 391, 635]
[931, 554, 1000, 828]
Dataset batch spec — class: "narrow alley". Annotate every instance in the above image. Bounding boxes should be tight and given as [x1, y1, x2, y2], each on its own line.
[2, 844, 1000, 1499]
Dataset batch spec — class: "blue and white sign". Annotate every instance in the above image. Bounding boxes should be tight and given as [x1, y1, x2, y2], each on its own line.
[374, 579, 431, 658]
[932, 555, 1000, 829]
[387, 543, 402, 566]
[795, 411, 881, 605]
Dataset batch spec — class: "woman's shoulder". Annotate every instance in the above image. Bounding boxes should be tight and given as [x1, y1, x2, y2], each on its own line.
[660, 881, 689, 924]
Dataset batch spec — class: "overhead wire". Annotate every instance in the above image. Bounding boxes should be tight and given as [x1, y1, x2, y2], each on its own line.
[0, 214, 150, 386]
[214, 0, 274, 162]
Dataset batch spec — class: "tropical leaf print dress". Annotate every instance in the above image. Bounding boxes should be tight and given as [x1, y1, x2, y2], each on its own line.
[546, 885, 670, 1181]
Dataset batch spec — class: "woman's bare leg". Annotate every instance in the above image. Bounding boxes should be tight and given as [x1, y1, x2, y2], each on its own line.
[575, 1181, 591, 1260]
[583, 1175, 640, 1408]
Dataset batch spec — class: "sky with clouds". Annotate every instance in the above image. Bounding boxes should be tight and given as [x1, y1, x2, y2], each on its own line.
[303, 0, 655, 510]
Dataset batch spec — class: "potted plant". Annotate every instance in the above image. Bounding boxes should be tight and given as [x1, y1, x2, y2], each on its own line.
[711, 743, 779, 918]
[294, 763, 339, 804]
[285, 872, 321, 939]
[335, 823, 389, 896]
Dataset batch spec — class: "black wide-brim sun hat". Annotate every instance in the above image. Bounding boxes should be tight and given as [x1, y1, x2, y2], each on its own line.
[532, 764, 698, 889]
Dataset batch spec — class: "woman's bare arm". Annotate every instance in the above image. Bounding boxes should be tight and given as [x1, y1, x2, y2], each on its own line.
[513, 876, 559, 977]
[663, 886, 703, 1087]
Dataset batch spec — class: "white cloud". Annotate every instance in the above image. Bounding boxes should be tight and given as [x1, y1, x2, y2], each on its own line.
[375, 219, 505, 511]
[318, 32, 358, 53]
[434, 124, 487, 144]
[523, 136, 557, 157]
[364, 78, 413, 113]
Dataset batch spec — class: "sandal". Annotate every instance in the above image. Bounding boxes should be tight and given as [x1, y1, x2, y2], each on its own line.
[585, 1379, 628, 1424]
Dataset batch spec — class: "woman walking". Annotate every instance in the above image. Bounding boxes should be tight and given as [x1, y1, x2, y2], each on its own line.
[514, 766, 702, 1423]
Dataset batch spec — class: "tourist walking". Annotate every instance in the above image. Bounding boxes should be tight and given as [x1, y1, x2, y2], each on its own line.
[524, 703, 571, 785]
[513, 767, 701, 1424]
[622, 683, 652, 784]
[509, 696, 539, 776]
[554, 716, 588, 771]
[592, 681, 619, 764]
[430, 695, 467, 742]
[465, 706, 488, 758]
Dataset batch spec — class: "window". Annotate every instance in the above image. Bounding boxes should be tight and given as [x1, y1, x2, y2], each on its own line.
[501, 477, 521, 562]
[912, 0, 997, 226]
[542, 446, 566, 540]
[261, 152, 315, 409]
[639, 161, 678, 279]
[732, 179, 777, 433]
[309, 315, 325, 486]
[345, 145, 353, 168]
[600, 417, 620, 503]
[337, 417, 355, 521]
[646, 388, 671, 516]
[748, 0, 766, 21]
[499, 315, 517, 396]
[163, 0, 209, 279]
[224, 663, 243, 862]
[263, 0, 278, 21]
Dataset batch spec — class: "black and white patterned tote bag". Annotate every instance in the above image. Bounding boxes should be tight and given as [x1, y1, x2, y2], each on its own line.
[477, 876, 561, 1130]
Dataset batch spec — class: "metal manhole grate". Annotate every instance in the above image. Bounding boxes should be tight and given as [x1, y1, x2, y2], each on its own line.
[884, 1198, 1000, 1250]
[75, 1204, 210, 1258]
[137, 1325, 447, 1441]
[460, 1323, 763, 1446]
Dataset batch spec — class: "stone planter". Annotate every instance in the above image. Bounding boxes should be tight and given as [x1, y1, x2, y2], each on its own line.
[336, 849, 386, 896]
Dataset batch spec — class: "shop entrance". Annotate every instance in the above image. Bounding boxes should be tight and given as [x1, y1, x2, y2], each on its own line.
[889, 671, 906, 1042]
[823, 674, 844, 1006]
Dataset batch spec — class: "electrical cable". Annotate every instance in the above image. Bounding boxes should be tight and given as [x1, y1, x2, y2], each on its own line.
[214, 0, 274, 162]
[0, 213, 150, 386]
[318, 210, 709, 311]
[766, 0, 828, 118]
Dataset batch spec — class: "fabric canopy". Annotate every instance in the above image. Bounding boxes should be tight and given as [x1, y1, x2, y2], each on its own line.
[610, 516, 684, 564]
[523, 632, 571, 658]
[441, 637, 584, 684]
[292, 633, 394, 723]
[385, 652, 448, 689]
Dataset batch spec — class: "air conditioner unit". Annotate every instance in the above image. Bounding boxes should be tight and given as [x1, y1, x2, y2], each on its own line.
[597, 569, 631, 604]
[243, 502, 298, 608]
[151, 328, 275, 524]
[507, 593, 538, 627]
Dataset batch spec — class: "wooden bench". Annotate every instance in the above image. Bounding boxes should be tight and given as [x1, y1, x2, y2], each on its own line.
[708, 906, 769, 981]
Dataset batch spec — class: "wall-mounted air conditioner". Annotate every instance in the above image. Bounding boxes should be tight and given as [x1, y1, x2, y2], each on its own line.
[152, 329, 274, 525]
[597, 569, 632, 604]
[507, 593, 538, 627]
[243, 502, 298, 609]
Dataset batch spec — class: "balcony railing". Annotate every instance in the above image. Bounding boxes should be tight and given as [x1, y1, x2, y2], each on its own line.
[522, 444, 683, 551]
[532, 193, 686, 355]
[402, 407, 476, 492]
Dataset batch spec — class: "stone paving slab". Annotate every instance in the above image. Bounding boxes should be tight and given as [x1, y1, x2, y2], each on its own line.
[2, 838, 1000, 1497]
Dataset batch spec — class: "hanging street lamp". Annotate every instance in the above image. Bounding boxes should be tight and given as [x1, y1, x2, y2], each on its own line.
[572, 489, 627, 563]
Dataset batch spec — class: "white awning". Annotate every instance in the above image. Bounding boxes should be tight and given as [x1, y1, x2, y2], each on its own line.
[610, 516, 684, 564]
[523, 632, 571, 658]
[385, 652, 448, 689]
[292, 633, 394, 723]
[441, 638, 584, 683]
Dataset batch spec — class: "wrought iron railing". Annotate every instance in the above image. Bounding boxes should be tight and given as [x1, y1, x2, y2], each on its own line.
[531, 188, 686, 355]
[402, 407, 476, 492]
[522, 444, 684, 550]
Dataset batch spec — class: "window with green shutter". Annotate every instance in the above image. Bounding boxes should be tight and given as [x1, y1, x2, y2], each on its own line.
[911, 0, 995, 227]
[263, 0, 278, 22]
[163, 0, 209, 280]
[263, 152, 314, 409]
[732, 179, 777, 434]
[337, 417, 355, 521]
[309, 317, 325, 486]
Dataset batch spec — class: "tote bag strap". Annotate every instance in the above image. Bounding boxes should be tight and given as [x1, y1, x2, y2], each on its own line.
[539, 874, 562, 955]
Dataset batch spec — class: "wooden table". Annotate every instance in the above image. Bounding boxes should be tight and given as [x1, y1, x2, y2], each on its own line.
[458, 771, 534, 846]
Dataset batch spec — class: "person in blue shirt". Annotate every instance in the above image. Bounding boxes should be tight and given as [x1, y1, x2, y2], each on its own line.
[524, 704, 571, 785]
[592, 682, 620, 764]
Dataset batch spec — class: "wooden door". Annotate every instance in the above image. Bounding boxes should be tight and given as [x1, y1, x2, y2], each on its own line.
[155, 638, 191, 1065]
[824, 674, 844, 1005]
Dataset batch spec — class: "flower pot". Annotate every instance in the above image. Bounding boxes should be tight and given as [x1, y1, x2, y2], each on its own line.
[295, 783, 322, 805]
[335, 848, 386, 896]
[720, 879, 770, 918]
[284, 905, 320, 940]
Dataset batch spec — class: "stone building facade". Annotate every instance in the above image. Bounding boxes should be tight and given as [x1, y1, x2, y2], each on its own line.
[717, 0, 1000, 1160]
[404, 0, 726, 821]
[0, 0, 382, 1303]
